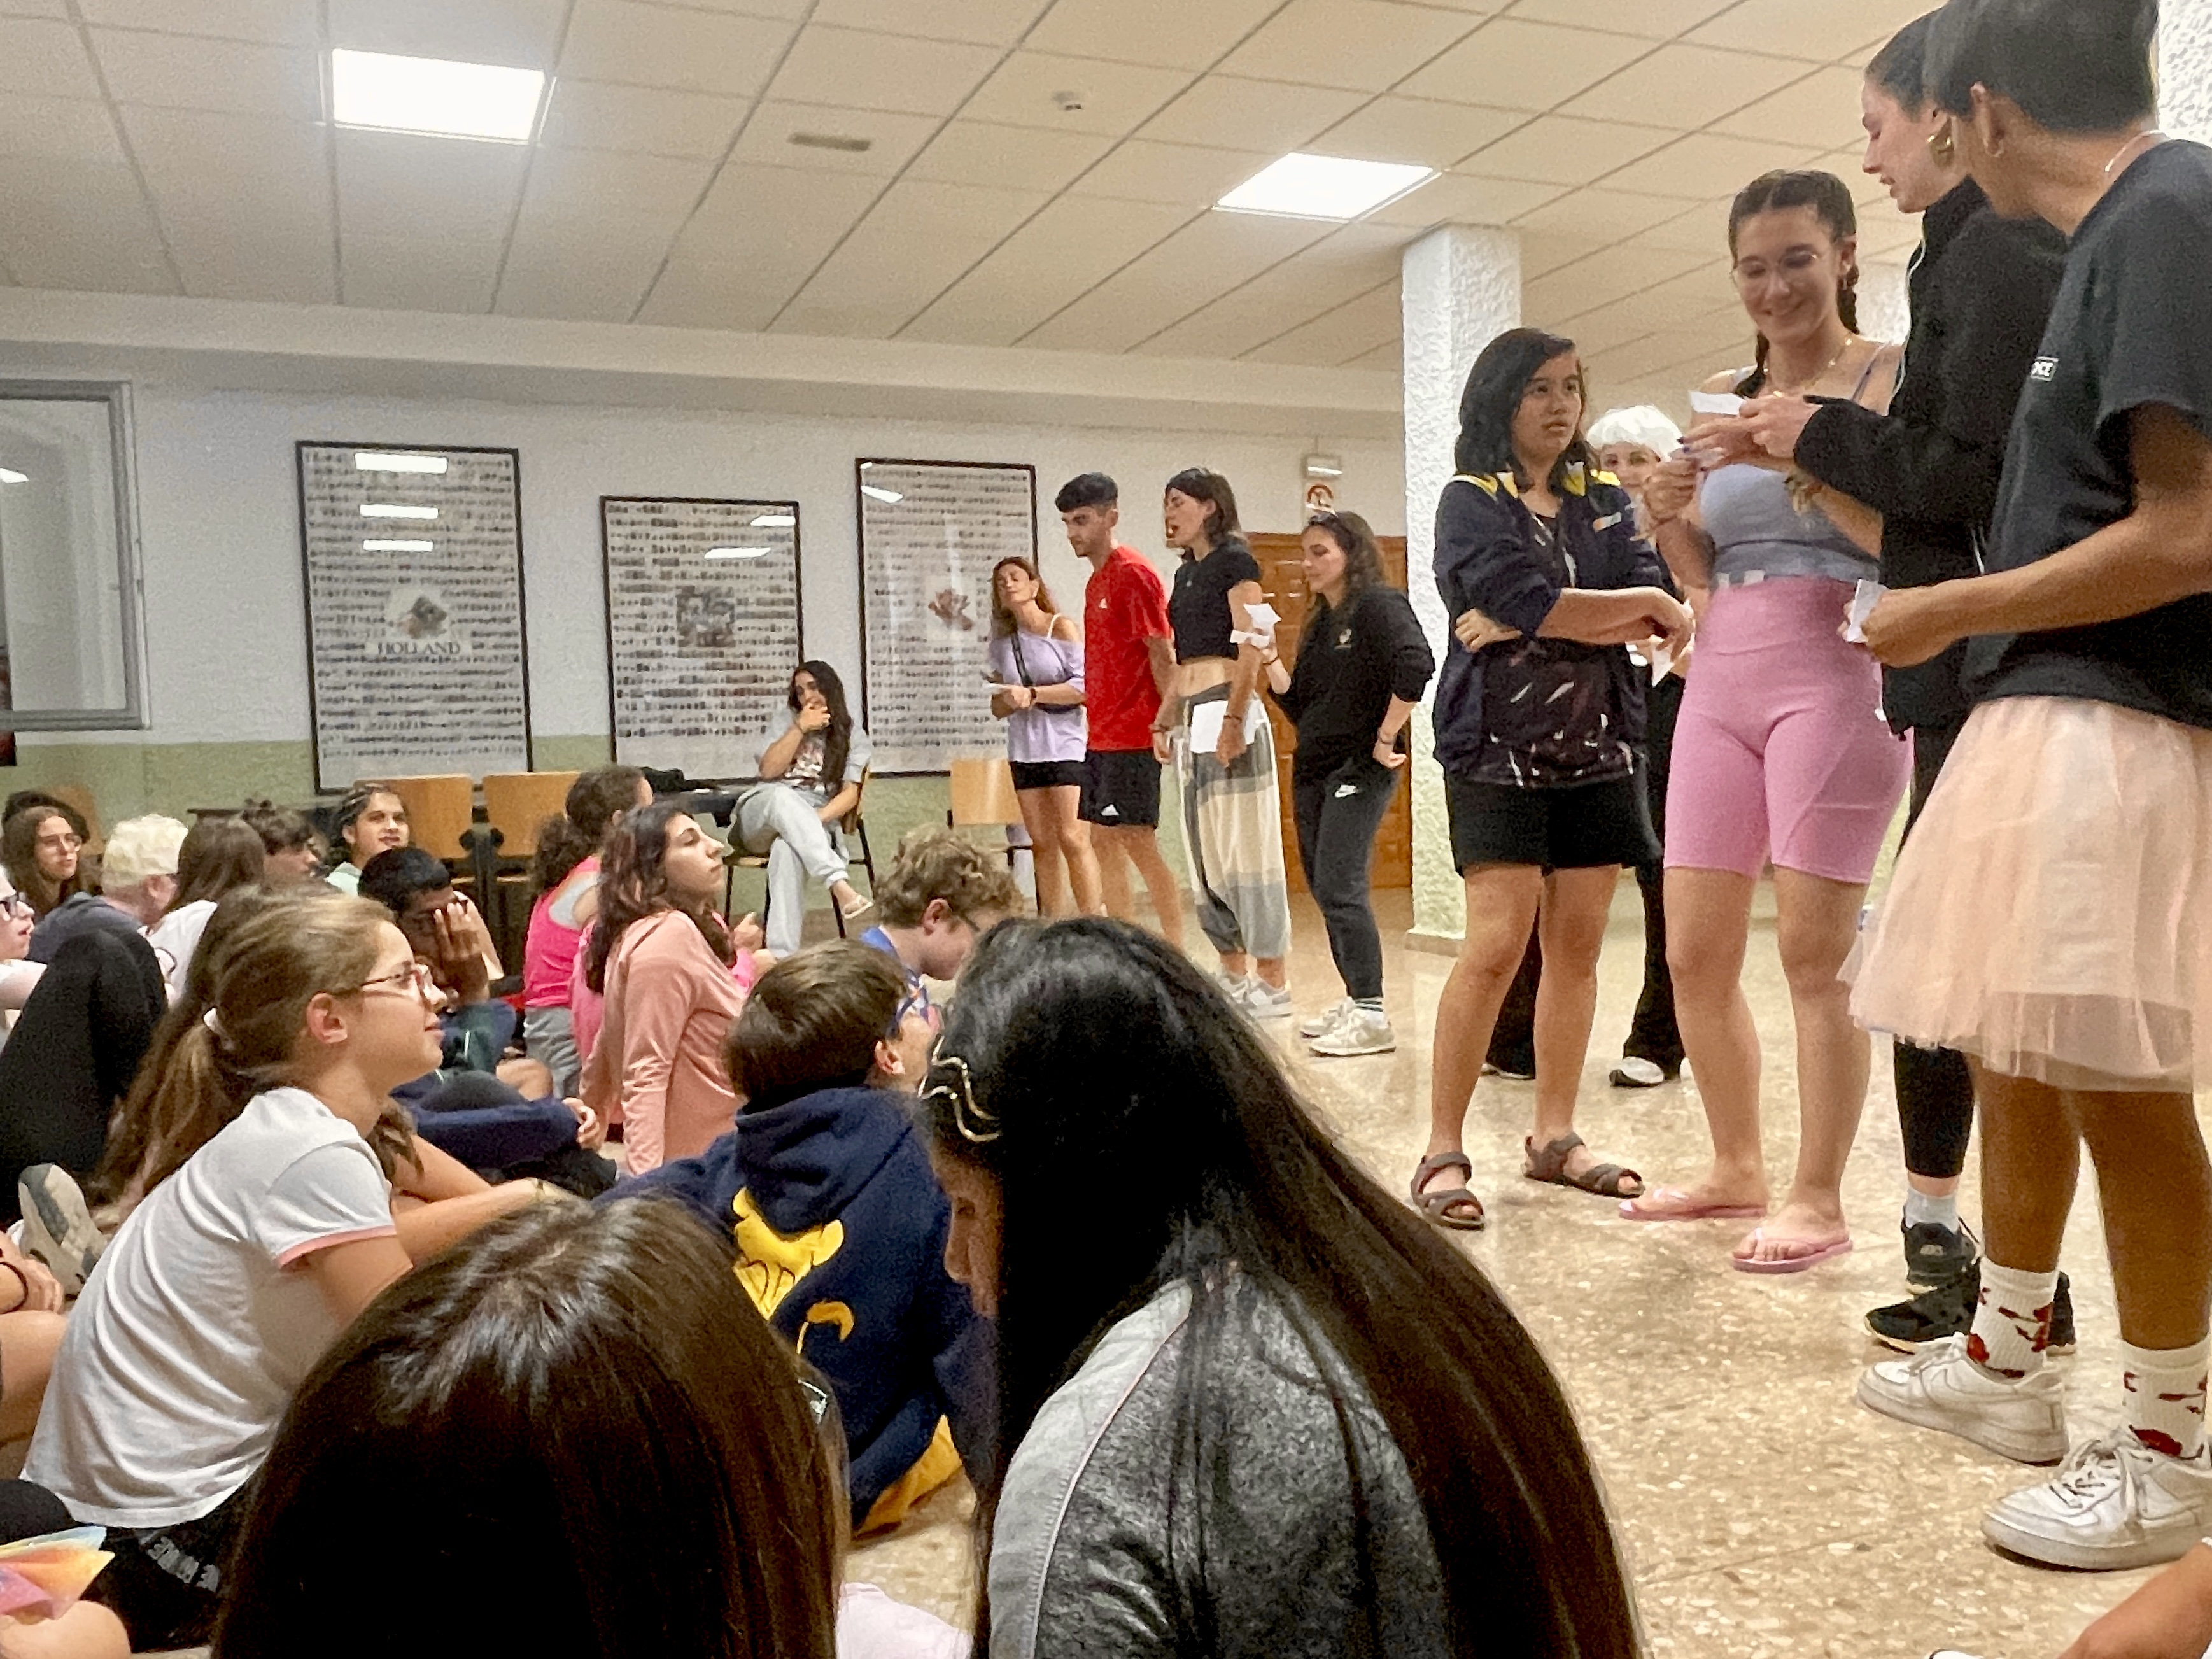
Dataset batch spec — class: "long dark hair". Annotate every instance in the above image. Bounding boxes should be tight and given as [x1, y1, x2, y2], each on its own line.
[583, 800, 731, 994]
[213, 1201, 843, 1659]
[1164, 466, 1243, 552]
[1868, 10, 1937, 109]
[1453, 327, 1596, 491]
[169, 817, 267, 911]
[531, 766, 646, 895]
[1302, 509, 1386, 614]
[921, 919, 1637, 1658]
[789, 661, 855, 801]
[1, 807, 88, 917]
[1727, 170, 1861, 397]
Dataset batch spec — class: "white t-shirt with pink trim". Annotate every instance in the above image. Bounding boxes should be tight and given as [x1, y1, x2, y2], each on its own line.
[26, 1085, 397, 1528]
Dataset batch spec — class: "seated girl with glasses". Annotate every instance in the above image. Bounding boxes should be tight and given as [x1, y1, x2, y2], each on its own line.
[23, 892, 552, 1653]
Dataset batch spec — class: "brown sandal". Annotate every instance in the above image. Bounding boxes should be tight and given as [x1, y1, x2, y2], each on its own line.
[1523, 1133, 1643, 1200]
[1410, 1150, 1486, 1231]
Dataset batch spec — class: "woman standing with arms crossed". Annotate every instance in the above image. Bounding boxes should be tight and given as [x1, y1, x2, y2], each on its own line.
[1624, 170, 1909, 1272]
[1414, 329, 1690, 1229]
[1260, 510, 1432, 1057]
[1159, 468, 1293, 1016]
[987, 557, 1101, 917]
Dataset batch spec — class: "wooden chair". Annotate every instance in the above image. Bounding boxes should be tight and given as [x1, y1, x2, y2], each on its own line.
[376, 775, 474, 861]
[476, 771, 580, 966]
[724, 768, 877, 936]
[947, 755, 1022, 868]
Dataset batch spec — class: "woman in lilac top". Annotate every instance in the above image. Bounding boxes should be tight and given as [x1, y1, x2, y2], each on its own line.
[989, 558, 1100, 917]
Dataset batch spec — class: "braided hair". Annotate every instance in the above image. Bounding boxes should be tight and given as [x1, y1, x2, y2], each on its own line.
[1726, 170, 1860, 397]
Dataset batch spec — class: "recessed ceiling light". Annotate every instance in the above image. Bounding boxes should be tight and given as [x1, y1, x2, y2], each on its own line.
[355, 451, 449, 474]
[859, 484, 902, 505]
[1216, 153, 1435, 221]
[0, 467, 25, 484]
[363, 539, 434, 552]
[361, 503, 439, 520]
[332, 48, 547, 144]
[705, 546, 771, 560]
[750, 512, 797, 527]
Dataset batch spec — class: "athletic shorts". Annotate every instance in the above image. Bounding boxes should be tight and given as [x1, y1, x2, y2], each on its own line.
[1010, 759, 1088, 793]
[1080, 748, 1161, 829]
[1446, 772, 1657, 873]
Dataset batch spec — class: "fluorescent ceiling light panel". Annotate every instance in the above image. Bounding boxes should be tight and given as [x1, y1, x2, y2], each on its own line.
[363, 539, 434, 551]
[355, 451, 449, 474]
[859, 484, 903, 505]
[332, 48, 546, 143]
[0, 467, 25, 484]
[750, 512, 796, 527]
[361, 503, 439, 520]
[1216, 153, 1434, 221]
[705, 547, 771, 560]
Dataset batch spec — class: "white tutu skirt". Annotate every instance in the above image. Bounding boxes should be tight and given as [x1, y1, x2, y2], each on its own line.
[1851, 695, 2212, 1092]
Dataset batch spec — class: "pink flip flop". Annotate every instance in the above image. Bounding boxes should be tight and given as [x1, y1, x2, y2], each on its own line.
[1729, 1228, 1854, 1274]
[1617, 1185, 1767, 1223]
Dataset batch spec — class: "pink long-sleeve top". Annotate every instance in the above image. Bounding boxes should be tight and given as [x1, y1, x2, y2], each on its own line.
[581, 909, 746, 1173]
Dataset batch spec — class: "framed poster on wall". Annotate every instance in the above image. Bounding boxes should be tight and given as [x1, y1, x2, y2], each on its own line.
[297, 442, 532, 793]
[601, 497, 803, 779]
[856, 458, 1037, 773]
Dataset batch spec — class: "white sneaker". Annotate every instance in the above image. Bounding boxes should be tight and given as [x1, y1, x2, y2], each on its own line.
[1856, 1334, 2069, 1465]
[1299, 998, 1354, 1039]
[1239, 979, 1293, 1020]
[1310, 1007, 1395, 1057]
[1982, 1427, 2212, 1570]
[17, 1164, 104, 1296]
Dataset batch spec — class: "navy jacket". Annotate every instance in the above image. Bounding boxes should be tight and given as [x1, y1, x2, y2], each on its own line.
[395, 998, 577, 1173]
[1430, 463, 1667, 775]
[606, 1084, 990, 1518]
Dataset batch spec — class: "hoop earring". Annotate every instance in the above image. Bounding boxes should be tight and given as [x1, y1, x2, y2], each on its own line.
[1927, 123, 1957, 165]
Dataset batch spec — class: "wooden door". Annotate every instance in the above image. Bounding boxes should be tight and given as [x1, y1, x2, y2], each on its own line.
[1248, 532, 1413, 894]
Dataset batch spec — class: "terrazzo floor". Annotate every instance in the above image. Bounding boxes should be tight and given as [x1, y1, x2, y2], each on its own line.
[850, 879, 2191, 1659]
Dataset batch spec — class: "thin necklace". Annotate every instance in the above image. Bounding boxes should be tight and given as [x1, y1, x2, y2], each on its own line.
[1768, 332, 1858, 397]
[2103, 129, 2165, 176]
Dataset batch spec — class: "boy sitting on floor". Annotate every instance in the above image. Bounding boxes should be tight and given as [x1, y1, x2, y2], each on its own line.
[857, 825, 1024, 1015]
[602, 940, 985, 1530]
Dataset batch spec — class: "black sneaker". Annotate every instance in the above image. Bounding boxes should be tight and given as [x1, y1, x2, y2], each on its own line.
[1866, 1264, 2076, 1356]
[1903, 1215, 1980, 1291]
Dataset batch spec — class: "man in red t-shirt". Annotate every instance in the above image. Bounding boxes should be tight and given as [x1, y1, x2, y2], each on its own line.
[1058, 473, 1183, 948]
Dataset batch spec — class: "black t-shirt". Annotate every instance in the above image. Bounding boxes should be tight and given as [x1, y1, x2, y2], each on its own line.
[1968, 140, 2212, 730]
[1169, 537, 1264, 663]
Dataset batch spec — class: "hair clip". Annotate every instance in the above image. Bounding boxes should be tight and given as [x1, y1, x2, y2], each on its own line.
[922, 1043, 999, 1145]
[201, 1006, 227, 1045]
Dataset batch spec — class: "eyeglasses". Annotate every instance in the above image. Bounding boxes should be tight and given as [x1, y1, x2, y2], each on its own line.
[351, 961, 439, 1003]
[892, 987, 941, 1038]
[34, 831, 81, 852]
[0, 895, 31, 921]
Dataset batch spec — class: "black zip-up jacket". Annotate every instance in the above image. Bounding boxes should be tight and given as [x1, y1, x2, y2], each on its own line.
[1269, 584, 1434, 784]
[1794, 178, 2066, 732]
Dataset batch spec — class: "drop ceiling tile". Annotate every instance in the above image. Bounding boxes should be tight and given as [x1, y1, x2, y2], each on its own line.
[122, 103, 330, 206]
[0, 0, 64, 16]
[335, 126, 532, 242]
[1360, 169, 1560, 228]
[1022, 0, 1285, 72]
[559, 1, 798, 99]
[1710, 63, 1866, 145]
[810, 0, 1050, 45]
[1855, 208, 1923, 256]
[1138, 74, 1365, 153]
[632, 0, 810, 16]
[328, 0, 570, 64]
[1456, 113, 1673, 185]
[509, 145, 715, 230]
[1689, 0, 1933, 64]
[1312, 95, 1518, 170]
[901, 193, 1191, 344]
[537, 79, 749, 159]
[1523, 243, 1709, 325]
[1071, 139, 1276, 207]
[0, 93, 124, 162]
[342, 234, 504, 312]
[1815, 148, 1891, 206]
[767, 24, 999, 117]
[1518, 229, 1609, 278]
[637, 162, 886, 328]
[1570, 266, 1736, 339]
[1602, 131, 1828, 201]
[1586, 326, 1741, 383]
[957, 51, 1195, 137]
[157, 208, 337, 301]
[0, 155, 176, 292]
[1021, 209, 1335, 351]
[1340, 334, 1400, 370]
[495, 229, 679, 320]
[81, 0, 318, 46]
[729, 99, 941, 175]
[1621, 194, 1735, 253]
[1559, 43, 1814, 129]
[1398, 17, 1654, 112]
[773, 177, 1050, 336]
[1218, 0, 1483, 93]
[90, 29, 320, 119]
[1514, 183, 1707, 239]
[906, 118, 1116, 192]
[0, 18, 102, 99]
[1243, 283, 1400, 365]
[1502, 0, 1733, 38]
[1542, 300, 1658, 359]
[1137, 225, 1405, 357]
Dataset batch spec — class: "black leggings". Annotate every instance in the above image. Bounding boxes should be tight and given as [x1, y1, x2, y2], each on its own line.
[1896, 718, 1975, 1180]
[1292, 758, 1400, 1001]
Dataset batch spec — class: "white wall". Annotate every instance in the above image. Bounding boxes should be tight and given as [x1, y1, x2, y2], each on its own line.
[68, 385, 1404, 748]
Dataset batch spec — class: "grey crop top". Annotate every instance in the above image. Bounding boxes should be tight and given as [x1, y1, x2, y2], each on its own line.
[1700, 464, 1880, 588]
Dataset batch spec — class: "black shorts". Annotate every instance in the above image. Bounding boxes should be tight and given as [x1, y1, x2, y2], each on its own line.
[87, 1483, 250, 1650]
[1010, 759, 1088, 793]
[1446, 772, 1658, 873]
[1080, 749, 1161, 829]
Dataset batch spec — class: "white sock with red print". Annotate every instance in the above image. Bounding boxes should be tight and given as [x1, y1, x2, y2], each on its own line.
[2121, 1336, 2211, 1460]
[1967, 1259, 2061, 1380]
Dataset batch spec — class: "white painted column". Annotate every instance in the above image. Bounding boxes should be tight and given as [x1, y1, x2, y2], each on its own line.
[2162, 0, 2212, 146]
[1400, 225, 1521, 945]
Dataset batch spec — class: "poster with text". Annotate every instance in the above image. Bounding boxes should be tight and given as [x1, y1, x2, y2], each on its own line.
[601, 497, 802, 779]
[297, 443, 531, 793]
[857, 458, 1037, 773]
